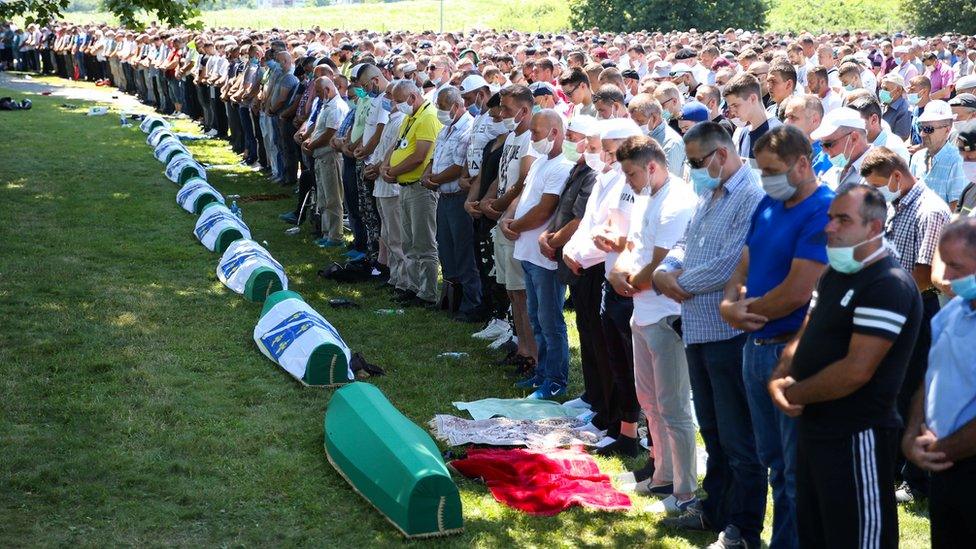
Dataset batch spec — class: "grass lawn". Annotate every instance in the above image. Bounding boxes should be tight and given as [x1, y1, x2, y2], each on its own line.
[0, 77, 931, 547]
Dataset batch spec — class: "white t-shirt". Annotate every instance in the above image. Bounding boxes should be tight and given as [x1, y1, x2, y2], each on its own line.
[497, 129, 535, 197]
[512, 155, 574, 270]
[627, 176, 696, 326]
[602, 171, 636, 277]
[466, 112, 494, 177]
[311, 96, 350, 156]
[370, 111, 406, 198]
[362, 92, 390, 146]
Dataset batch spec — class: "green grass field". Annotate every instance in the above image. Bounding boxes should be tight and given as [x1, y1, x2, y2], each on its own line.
[0, 76, 930, 546]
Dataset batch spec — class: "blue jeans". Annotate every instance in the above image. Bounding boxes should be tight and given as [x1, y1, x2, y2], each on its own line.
[521, 261, 568, 386]
[436, 193, 481, 313]
[743, 336, 798, 549]
[686, 334, 767, 547]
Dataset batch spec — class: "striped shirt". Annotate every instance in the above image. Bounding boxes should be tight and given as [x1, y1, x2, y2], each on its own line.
[909, 140, 969, 205]
[658, 163, 765, 344]
[884, 182, 951, 273]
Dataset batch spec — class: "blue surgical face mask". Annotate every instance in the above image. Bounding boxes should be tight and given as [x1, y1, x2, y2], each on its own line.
[894, 57, 903, 66]
[467, 104, 481, 116]
[907, 93, 920, 106]
[662, 110, 674, 122]
[949, 274, 976, 300]
[382, 97, 393, 112]
[879, 89, 893, 104]
[826, 234, 884, 274]
[690, 153, 722, 195]
[532, 105, 542, 114]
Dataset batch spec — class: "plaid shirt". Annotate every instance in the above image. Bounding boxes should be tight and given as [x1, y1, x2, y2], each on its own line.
[885, 181, 951, 273]
[337, 104, 356, 138]
[658, 164, 765, 344]
[909, 140, 970, 205]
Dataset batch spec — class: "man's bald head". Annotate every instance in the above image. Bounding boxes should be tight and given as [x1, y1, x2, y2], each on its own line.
[529, 109, 565, 154]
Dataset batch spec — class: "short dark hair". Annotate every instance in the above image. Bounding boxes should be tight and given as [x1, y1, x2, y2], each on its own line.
[724, 73, 761, 101]
[835, 182, 888, 225]
[683, 121, 736, 151]
[859, 146, 911, 179]
[499, 84, 533, 108]
[754, 125, 812, 164]
[940, 217, 976, 253]
[558, 67, 589, 87]
[616, 135, 668, 170]
[593, 84, 625, 106]
[847, 93, 883, 124]
[769, 60, 797, 86]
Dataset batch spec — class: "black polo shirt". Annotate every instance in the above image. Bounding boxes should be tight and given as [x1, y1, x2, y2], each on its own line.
[792, 254, 922, 437]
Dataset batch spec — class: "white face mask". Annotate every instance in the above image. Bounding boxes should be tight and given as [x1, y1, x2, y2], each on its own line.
[436, 108, 454, 125]
[397, 100, 413, 116]
[531, 136, 554, 156]
[730, 117, 747, 128]
[584, 151, 605, 171]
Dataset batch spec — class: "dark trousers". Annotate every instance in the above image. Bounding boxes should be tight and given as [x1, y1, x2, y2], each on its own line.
[686, 334, 767, 546]
[796, 427, 898, 549]
[227, 101, 244, 153]
[342, 154, 367, 251]
[600, 283, 638, 424]
[276, 115, 300, 185]
[571, 264, 616, 433]
[294, 152, 317, 221]
[239, 106, 258, 164]
[930, 455, 976, 548]
[474, 218, 509, 320]
[436, 192, 481, 313]
[897, 291, 941, 495]
[252, 110, 267, 167]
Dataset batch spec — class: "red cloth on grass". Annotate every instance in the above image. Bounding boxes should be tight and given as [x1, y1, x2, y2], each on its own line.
[450, 447, 631, 515]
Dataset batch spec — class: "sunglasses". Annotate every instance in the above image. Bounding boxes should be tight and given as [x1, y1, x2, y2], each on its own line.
[821, 131, 852, 150]
[688, 148, 718, 169]
[921, 124, 951, 134]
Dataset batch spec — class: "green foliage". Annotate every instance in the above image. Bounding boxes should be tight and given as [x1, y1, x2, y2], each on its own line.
[0, 0, 71, 26]
[767, 0, 906, 32]
[902, 0, 976, 35]
[569, 0, 769, 33]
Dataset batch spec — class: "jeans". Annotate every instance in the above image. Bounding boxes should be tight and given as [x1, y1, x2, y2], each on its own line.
[743, 336, 798, 549]
[436, 192, 482, 314]
[521, 261, 569, 386]
[239, 106, 258, 164]
[342, 154, 367, 252]
[686, 334, 767, 547]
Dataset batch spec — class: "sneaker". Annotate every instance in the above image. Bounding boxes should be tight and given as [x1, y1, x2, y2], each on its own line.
[661, 502, 712, 532]
[279, 211, 298, 224]
[514, 375, 544, 390]
[645, 495, 699, 515]
[563, 396, 591, 410]
[205, 128, 219, 137]
[393, 290, 418, 304]
[578, 422, 607, 438]
[315, 237, 344, 248]
[596, 434, 642, 458]
[488, 332, 516, 351]
[595, 436, 617, 448]
[895, 482, 917, 504]
[528, 381, 566, 400]
[345, 250, 366, 262]
[471, 318, 510, 340]
[618, 478, 674, 497]
[575, 409, 597, 423]
[707, 526, 749, 548]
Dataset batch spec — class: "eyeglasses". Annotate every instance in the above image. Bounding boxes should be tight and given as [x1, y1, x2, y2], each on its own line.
[921, 124, 951, 134]
[688, 148, 719, 169]
[563, 84, 580, 96]
[821, 131, 853, 150]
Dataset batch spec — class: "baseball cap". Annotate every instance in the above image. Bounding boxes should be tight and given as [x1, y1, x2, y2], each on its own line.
[599, 118, 643, 140]
[567, 114, 600, 137]
[459, 74, 489, 94]
[811, 107, 867, 141]
[917, 100, 956, 123]
[681, 100, 710, 122]
[948, 93, 976, 110]
[956, 120, 976, 152]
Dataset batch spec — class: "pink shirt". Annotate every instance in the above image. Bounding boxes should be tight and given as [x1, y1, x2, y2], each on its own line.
[928, 61, 955, 93]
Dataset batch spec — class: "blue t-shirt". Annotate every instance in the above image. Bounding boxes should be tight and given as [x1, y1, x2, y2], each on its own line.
[811, 140, 833, 177]
[745, 185, 834, 338]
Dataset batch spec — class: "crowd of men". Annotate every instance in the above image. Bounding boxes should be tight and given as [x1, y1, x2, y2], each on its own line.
[7, 19, 976, 549]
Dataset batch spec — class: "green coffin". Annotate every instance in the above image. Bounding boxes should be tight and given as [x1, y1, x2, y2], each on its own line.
[164, 148, 183, 164]
[243, 266, 283, 302]
[214, 228, 243, 254]
[178, 165, 203, 185]
[324, 382, 463, 538]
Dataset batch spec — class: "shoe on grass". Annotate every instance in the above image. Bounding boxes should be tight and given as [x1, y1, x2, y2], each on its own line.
[514, 374, 544, 390]
[279, 211, 298, 224]
[596, 434, 641, 458]
[645, 495, 699, 515]
[706, 525, 749, 548]
[488, 332, 516, 350]
[562, 395, 591, 410]
[471, 318, 510, 340]
[661, 501, 712, 532]
[528, 380, 566, 401]
[895, 482, 919, 504]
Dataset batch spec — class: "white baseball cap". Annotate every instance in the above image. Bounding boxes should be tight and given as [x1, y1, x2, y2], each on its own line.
[459, 74, 489, 94]
[811, 107, 866, 141]
[567, 115, 600, 137]
[599, 118, 643, 140]
[917, 100, 957, 123]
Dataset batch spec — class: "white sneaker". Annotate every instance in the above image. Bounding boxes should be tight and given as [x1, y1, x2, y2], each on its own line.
[644, 495, 698, 515]
[578, 422, 606, 438]
[575, 409, 596, 423]
[472, 318, 509, 340]
[205, 128, 219, 137]
[487, 332, 515, 350]
[563, 396, 591, 410]
[595, 435, 616, 448]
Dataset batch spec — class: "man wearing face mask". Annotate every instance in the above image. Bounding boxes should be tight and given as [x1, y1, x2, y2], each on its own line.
[783, 94, 833, 178]
[725, 73, 783, 168]
[382, 79, 442, 307]
[653, 82, 683, 134]
[879, 73, 913, 141]
[860, 147, 951, 504]
[907, 75, 932, 147]
[695, 84, 736, 137]
[848, 93, 911, 163]
[629, 94, 683, 177]
[610, 136, 697, 516]
[811, 107, 872, 190]
[893, 46, 919, 83]
[499, 109, 574, 400]
[768, 183, 922, 549]
[720, 126, 834, 549]
[655, 123, 766, 549]
[542, 115, 611, 424]
[593, 84, 626, 121]
[953, 121, 976, 217]
[902, 217, 976, 548]
[305, 76, 350, 247]
[910, 100, 969, 210]
[423, 86, 481, 321]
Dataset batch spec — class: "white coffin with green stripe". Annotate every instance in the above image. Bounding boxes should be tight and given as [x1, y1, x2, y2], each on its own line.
[140, 115, 169, 133]
[216, 239, 287, 301]
[253, 290, 353, 386]
[154, 138, 188, 164]
[166, 153, 207, 185]
[177, 178, 224, 214]
[194, 202, 250, 253]
[147, 127, 175, 147]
